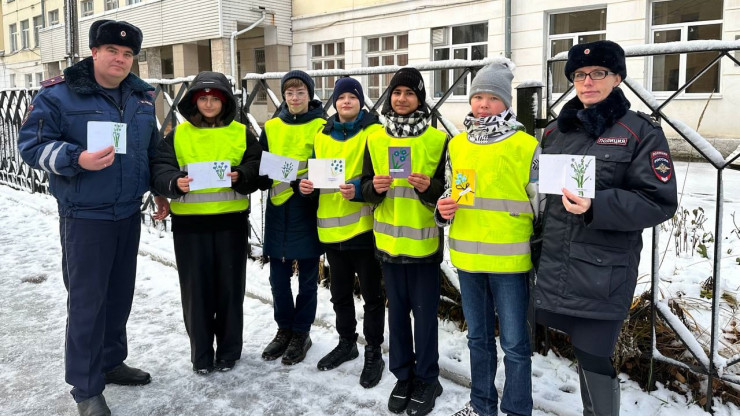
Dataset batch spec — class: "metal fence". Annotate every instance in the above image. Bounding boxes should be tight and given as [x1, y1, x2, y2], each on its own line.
[2, 43, 740, 409]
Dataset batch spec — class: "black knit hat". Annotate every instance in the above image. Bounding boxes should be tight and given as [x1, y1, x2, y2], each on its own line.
[564, 40, 626, 82]
[281, 70, 315, 101]
[89, 20, 143, 55]
[382, 67, 427, 114]
[332, 77, 364, 110]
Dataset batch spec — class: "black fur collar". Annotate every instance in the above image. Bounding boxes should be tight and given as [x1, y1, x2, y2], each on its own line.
[63, 57, 153, 95]
[557, 87, 631, 138]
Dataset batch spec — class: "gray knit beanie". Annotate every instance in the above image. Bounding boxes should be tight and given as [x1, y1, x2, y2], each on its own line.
[469, 62, 514, 108]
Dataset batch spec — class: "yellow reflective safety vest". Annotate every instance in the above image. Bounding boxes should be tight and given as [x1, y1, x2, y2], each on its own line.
[367, 126, 446, 258]
[265, 117, 325, 206]
[448, 130, 538, 273]
[170, 121, 249, 215]
[314, 124, 382, 243]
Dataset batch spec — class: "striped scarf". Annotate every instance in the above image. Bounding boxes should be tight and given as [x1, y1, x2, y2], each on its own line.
[463, 108, 523, 144]
[384, 110, 430, 138]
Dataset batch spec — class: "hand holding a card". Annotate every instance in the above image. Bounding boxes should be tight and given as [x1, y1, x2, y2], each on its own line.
[407, 173, 431, 193]
[373, 175, 392, 194]
[177, 176, 194, 193]
[227, 171, 239, 183]
[339, 183, 355, 200]
[436, 197, 458, 220]
[78, 145, 115, 171]
[299, 179, 314, 195]
[561, 187, 592, 215]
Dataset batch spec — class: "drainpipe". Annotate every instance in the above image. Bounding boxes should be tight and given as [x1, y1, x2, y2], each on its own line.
[230, 10, 267, 82]
[505, 0, 511, 59]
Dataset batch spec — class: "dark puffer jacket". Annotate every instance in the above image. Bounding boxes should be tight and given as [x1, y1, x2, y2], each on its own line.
[150, 71, 263, 233]
[257, 100, 326, 260]
[534, 88, 678, 321]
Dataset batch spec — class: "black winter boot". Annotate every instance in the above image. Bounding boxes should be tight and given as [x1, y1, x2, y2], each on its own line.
[281, 332, 312, 365]
[388, 378, 414, 414]
[406, 378, 442, 416]
[262, 328, 293, 361]
[581, 369, 620, 416]
[317, 337, 358, 371]
[578, 365, 594, 416]
[359, 344, 384, 388]
[77, 394, 111, 416]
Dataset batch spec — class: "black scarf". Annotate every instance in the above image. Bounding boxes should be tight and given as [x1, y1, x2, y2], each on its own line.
[557, 87, 631, 138]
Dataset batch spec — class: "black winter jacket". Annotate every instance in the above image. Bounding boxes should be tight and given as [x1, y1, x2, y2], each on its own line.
[257, 100, 326, 260]
[150, 71, 262, 233]
[533, 88, 678, 320]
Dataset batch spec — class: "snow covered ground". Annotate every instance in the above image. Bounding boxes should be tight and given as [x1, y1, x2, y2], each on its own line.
[1, 161, 739, 415]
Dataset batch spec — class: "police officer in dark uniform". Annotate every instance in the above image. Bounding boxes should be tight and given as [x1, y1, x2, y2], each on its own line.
[534, 40, 678, 416]
[18, 20, 167, 416]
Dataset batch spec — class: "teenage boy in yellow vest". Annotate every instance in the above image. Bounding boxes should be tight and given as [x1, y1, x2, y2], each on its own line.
[436, 61, 538, 416]
[360, 68, 448, 416]
[257, 70, 326, 365]
[151, 71, 262, 375]
[298, 77, 386, 387]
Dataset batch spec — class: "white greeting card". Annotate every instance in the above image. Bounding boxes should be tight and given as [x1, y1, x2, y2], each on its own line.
[87, 121, 127, 154]
[539, 154, 596, 199]
[308, 158, 345, 189]
[259, 151, 299, 183]
[187, 160, 231, 191]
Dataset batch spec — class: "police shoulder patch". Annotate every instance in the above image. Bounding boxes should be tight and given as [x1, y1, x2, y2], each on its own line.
[40, 75, 65, 88]
[650, 150, 672, 183]
[21, 104, 34, 126]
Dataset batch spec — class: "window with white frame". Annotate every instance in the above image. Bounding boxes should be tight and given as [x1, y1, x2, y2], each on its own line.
[48, 9, 59, 25]
[366, 33, 408, 101]
[310, 41, 345, 100]
[36, 73, 43, 87]
[650, 0, 723, 94]
[127, 0, 142, 4]
[9, 24, 18, 52]
[81, 0, 94, 17]
[254, 48, 267, 103]
[105, 0, 119, 11]
[21, 20, 30, 49]
[432, 23, 488, 99]
[25, 74, 33, 88]
[548, 9, 606, 94]
[33, 16, 43, 48]
[9, 74, 16, 88]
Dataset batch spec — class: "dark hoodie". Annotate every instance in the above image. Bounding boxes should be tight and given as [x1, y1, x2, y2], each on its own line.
[150, 71, 263, 233]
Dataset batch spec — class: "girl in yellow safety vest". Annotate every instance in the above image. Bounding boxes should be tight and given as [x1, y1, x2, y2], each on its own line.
[151, 71, 263, 374]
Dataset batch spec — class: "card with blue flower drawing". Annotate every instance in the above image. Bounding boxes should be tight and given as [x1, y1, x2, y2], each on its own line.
[87, 121, 127, 154]
[186, 160, 231, 191]
[308, 158, 345, 189]
[388, 146, 411, 178]
[451, 169, 476, 206]
[259, 151, 299, 183]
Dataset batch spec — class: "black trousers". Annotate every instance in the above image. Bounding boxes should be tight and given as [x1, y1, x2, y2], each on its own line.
[325, 247, 385, 346]
[173, 228, 247, 369]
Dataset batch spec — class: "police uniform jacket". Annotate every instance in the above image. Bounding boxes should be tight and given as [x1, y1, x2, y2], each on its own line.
[534, 88, 678, 321]
[17, 57, 157, 220]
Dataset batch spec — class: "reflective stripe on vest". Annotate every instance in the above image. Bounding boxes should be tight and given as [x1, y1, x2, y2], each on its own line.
[367, 126, 447, 258]
[265, 117, 325, 206]
[314, 124, 381, 243]
[170, 121, 249, 215]
[448, 130, 538, 273]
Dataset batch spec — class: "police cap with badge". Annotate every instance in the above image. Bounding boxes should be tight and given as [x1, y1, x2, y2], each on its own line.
[89, 19, 143, 55]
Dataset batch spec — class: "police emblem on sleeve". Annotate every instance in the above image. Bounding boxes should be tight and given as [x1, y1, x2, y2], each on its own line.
[650, 150, 672, 183]
[21, 104, 34, 126]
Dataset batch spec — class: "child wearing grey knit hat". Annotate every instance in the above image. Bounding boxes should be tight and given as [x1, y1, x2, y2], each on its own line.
[468, 61, 514, 108]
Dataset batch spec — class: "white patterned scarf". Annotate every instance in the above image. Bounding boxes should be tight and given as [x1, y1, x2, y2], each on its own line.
[463, 108, 523, 144]
[384, 110, 430, 138]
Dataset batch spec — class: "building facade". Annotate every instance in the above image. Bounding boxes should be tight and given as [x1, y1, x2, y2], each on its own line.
[291, 0, 740, 139]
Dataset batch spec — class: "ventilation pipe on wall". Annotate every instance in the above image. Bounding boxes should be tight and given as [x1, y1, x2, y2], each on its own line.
[505, 0, 511, 59]
[230, 9, 269, 82]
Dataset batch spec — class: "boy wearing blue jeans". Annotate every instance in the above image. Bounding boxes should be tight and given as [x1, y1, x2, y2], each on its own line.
[437, 61, 538, 416]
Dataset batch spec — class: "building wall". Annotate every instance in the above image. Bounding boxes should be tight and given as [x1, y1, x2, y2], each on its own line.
[291, 0, 740, 139]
